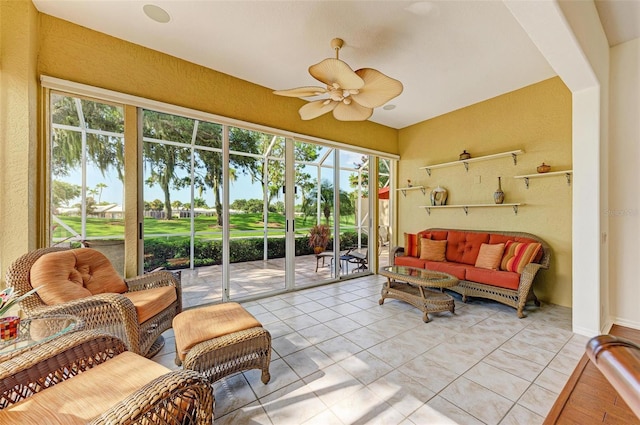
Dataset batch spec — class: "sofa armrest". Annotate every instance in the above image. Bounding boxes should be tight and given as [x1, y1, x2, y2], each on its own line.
[515, 262, 543, 318]
[390, 246, 405, 264]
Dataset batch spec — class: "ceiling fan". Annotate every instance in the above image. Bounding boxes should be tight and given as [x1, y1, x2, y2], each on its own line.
[273, 38, 403, 121]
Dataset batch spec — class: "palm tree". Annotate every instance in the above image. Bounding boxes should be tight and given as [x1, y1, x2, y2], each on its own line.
[95, 183, 108, 203]
[304, 179, 354, 225]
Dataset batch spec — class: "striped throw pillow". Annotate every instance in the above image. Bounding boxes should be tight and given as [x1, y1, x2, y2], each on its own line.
[475, 243, 505, 270]
[500, 241, 542, 273]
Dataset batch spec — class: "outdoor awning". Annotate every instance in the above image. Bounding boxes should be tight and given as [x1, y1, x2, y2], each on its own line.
[378, 187, 390, 200]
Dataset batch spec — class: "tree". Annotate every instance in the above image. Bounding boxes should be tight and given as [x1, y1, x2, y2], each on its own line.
[148, 199, 164, 212]
[303, 179, 354, 225]
[51, 94, 124, 180]
[95, 183, 108, 203]
[193, 197, 209, 208]
[52, 180, 81, 208]
[194, 125, 261, 225]
[143, 111, 193, 220]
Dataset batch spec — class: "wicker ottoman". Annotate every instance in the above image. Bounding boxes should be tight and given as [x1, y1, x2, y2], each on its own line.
[173, 302, 271, 384]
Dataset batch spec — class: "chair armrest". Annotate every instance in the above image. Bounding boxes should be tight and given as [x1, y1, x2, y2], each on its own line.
[89, 369, 214, 425]
[126, 270, 180, 292]
[27, 294, 141, 353]
[0, 330, 127, 409]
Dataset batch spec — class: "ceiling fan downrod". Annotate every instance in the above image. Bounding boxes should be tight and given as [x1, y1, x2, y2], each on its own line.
[331, 38, 344, 59]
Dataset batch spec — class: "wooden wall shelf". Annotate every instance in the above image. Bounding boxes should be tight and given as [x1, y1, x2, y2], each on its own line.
[419, 203, 523, 216]
[419, 150, 524, 176]
[395, 186, 426, 196]
[514, 170, 573, 188]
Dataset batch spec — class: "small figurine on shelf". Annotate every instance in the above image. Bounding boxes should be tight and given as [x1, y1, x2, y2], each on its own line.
[459, 150, 471, 160]
[407, 179, 413, 188]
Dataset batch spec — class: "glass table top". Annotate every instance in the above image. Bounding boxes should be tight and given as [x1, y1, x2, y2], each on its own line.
[0, 315, 82, 359]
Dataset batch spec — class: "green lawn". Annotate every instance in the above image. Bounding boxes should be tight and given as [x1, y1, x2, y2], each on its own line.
[53, 213, 357, 240]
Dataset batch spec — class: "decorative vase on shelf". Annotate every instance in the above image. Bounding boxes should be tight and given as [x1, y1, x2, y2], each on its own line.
[459, 150, 471, 160]
[430, 186, 448, 206]
[537, 163, 551, 173]
[494, 177, 505, 204]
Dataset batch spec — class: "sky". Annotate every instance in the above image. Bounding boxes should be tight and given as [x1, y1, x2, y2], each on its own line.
[62, 151, 364, 209]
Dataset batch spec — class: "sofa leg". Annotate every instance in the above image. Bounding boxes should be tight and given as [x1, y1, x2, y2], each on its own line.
[461, 295, 468, 303]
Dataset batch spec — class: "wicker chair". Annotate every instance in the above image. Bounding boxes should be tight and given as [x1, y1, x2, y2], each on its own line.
[0, 330, 214, 424]
[5, 247, 182, 357]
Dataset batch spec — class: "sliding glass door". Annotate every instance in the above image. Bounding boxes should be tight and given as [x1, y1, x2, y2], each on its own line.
[49, 91, 382, 310]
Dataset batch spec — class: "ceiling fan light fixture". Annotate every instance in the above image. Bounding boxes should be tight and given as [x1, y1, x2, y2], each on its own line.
[274, 38, 403, 122]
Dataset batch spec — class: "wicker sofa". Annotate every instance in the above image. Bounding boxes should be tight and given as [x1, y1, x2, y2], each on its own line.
[391, 228, 550, 318]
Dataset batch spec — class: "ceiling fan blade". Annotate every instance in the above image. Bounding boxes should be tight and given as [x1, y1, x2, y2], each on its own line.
[309, 58, 365, 90]
[332, 101, 373, 121]
[351, 68, 403, 108]
[273, 86, 327, 98]
[299, 99, 338, 120]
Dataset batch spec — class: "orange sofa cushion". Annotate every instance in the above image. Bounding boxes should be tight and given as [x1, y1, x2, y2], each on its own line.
[31, 248, 127, 305]
[426, 230, 448, 241]
[173, 302, 262, 361]
[123, 286, 178, 324]
[424, 261, 469, 280]
[395, 255, 427, 269]
[0, 351, 170, 424]
[445, 231, 490, 265]
[466, 267, 521, 290]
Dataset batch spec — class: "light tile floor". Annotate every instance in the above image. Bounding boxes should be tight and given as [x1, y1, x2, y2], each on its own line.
[153, 275, 588, 425]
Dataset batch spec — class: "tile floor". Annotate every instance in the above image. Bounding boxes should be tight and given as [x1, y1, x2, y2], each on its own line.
[152, 275, 588, 425]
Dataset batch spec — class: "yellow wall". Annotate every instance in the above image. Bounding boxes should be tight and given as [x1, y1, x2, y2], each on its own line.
[0, 0, 40, 278]
[37, 14, 398, 153]
[397, 77, 573, 307]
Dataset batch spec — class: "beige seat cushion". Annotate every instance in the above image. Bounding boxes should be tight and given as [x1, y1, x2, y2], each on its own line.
[31, 248, 128, 305]
[0, 351, 170, 424]
[123, 286, 177, 324]
[174, 302, 262, 361]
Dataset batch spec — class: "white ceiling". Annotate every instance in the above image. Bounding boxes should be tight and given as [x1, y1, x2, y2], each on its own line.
[32, 1, 635, 129]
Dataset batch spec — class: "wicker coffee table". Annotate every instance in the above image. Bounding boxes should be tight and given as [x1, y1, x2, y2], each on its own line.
[379, 266, 458, 322]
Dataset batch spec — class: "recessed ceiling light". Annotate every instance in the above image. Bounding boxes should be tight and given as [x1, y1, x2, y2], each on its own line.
[143, 4, 171, 23]
[383, 104, 396, 111]
[405, 2, 438, 17]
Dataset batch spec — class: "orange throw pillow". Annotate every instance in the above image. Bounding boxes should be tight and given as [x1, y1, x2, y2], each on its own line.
[475, 243, 505, 270]
[419, 239, 447, 262]
[500, 241, 542, 273]
[404, 233, 420, 257]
